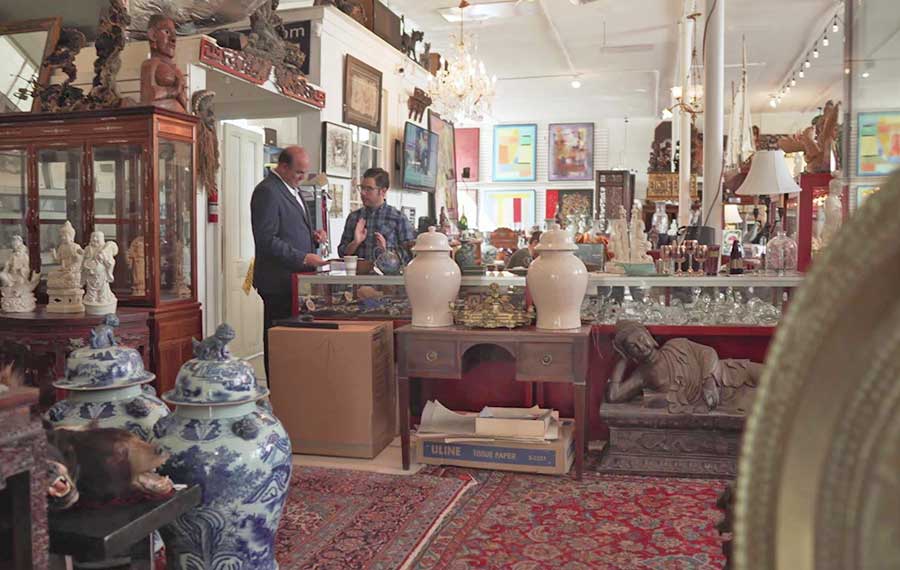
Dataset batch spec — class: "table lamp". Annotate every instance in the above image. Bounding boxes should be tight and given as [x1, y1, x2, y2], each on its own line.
[724, 204, 743, 227]
[736, 150, 802, 196]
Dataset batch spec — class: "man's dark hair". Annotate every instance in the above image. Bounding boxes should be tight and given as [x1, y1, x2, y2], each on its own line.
[529, 231, 543, 245]
[363, 167, 390, 190]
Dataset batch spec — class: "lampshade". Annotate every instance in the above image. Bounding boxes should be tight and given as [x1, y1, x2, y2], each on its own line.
[736, 150, 803, 195]
[724, 204, 743, 224]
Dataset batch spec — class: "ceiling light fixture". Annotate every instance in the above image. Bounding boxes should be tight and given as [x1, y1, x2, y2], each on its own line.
[822, 34, 829, 47]
[790, 76, 797, 86]
[813, 45, 819, 58]
[845, 67, 851, 75]
[769, 97, 778, 109]
[804, 58, 811, 69]
[428, 0, 497, 123]
[799, 69, 805, 79]
[571, 77, 582, 89]
[862, 71, 870, 78]
[832, 15, 839, 33]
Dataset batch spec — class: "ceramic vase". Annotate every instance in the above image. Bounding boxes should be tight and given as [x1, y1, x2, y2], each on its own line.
[152, 324, 292, 570]
[527, 224, 588, 330]
[405, 227, 461, 327]
[45, 314, 167, 440]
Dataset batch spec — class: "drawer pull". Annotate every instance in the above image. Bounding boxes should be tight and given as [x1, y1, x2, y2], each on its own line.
[541, 354, 553, 366]
[425, 351, 438, 362]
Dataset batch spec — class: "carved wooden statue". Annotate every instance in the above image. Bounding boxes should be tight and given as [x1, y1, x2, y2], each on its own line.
[32, 27, 87, 112]
[89, 0, 133, 109]
[778, 100, 840, 174]
[192, 90, 220, 205]
[607, 320, 761, 414]
[140, 14, 187, 113]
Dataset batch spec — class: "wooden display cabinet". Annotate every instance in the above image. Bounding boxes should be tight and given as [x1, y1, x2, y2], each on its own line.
[0, 107, 202, 394]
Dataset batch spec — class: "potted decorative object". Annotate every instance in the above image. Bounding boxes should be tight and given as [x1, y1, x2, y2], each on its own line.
[527, 224, 588, 330]
[46, 314, 168, 440]
[152, 324, 292, 570]
[405, 227, 461, 327]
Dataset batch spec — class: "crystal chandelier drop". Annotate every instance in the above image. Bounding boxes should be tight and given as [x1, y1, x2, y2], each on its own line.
[427, 0, 497, 124]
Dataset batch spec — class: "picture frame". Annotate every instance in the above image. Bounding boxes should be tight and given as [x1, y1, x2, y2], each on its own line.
[493, 124, 537, 182]
[857, 111, 900, 177]
[548, 123, 594, 181]
[479, 189, 536, 232]
[321, 122, 353, 179]
[546, 189, 594, 220]
[428, 110, 459, 220]
[343, 54, 383, 132]
[455, 127, 480, 182]
[401, 121, 439, 193]
[0, 17, 62, 113]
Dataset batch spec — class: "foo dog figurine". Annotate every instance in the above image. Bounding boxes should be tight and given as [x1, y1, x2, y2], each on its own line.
[47, 221, 85, 313]
[90, 314, 120, 349]
[82, 231, 119, 315]
[607, 320, 761, 414]
[192, 323, 236, 360]
[0, 235, 41, 313]
[140, 14, 187, 113]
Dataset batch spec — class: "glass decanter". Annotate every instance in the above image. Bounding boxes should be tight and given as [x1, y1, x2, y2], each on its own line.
[766, 229, 798, 275]
[651, 202, 670, 235]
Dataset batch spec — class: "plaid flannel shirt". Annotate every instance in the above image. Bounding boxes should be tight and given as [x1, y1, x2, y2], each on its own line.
[338, 203, 417, 264]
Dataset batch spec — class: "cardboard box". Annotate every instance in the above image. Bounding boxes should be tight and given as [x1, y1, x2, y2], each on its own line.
[268, 321, 395, 458]
[414, 421, 575, 475]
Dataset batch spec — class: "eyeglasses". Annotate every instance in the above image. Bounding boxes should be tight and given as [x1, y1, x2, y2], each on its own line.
[356, 185, 381, 193]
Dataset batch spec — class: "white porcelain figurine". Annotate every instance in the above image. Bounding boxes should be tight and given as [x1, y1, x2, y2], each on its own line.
[47, 221, 85, 313]
[0, 235, 40, 313]
[83, 230, 119, 315]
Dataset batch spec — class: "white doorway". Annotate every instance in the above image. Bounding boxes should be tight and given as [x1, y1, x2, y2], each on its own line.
[221, 123, 265, 376]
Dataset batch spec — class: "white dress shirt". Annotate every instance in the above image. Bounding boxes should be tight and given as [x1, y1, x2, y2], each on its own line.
[271, 169, 308, 216]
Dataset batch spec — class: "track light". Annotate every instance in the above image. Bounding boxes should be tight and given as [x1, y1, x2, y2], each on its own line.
[822, 34, 829, 47]
[804, 58, 811, 69]
[799, 69, 805, 79]
[862, 71, 870, 79]
[769, 97, 777, 109]
[813, 46, 819, 58]
[832, 15, 839, 33]
[790, 76, 797, 87]
[571, 78, 582, 89]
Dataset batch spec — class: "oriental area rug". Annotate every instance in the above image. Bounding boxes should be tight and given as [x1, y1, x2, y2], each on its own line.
[275, 465, 726, 570]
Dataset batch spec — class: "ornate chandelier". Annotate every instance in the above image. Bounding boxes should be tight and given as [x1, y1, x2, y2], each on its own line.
[427, 0, 497, 124]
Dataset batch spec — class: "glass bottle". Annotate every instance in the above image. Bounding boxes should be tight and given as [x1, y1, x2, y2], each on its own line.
[766, 230, 798, 275]
[729, 239, 744, 275]
[651, 202, 669, 235]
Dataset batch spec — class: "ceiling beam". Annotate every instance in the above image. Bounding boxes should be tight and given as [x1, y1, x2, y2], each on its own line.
[537, 0, 577, 76]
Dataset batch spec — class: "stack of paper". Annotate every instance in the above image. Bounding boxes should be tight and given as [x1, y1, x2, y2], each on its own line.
[416, 401, 560, 443]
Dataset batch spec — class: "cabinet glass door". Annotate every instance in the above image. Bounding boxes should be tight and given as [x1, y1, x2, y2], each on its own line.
[37, 147, 83, 274]
[158, 139, 193, 301]
[0, 149, 27, 268]
[93, 144, 145, 299]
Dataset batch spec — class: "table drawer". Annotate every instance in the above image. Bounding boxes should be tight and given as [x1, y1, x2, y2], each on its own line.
[517, 342, 574, 380]
[406, 340, 458, 376]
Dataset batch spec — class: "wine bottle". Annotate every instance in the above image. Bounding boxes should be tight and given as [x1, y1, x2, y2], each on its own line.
[729, 239, 744, 275]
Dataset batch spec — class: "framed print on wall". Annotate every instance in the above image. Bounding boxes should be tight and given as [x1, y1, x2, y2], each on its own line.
[545, 189, 594, 221]
[857, 111, 900, 177]
[428, 110, 458, 219]
[321, 121, 352, 179]
[343, 54, 383, 132]
[480, 189, 536, 232]
[549, 123, 594, 181]
[455, 127, 480, 182]
[493, 124, 537, 182]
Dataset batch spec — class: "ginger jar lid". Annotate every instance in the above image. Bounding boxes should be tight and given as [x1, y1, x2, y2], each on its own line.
[412, 227, 451, 252]
[162, 323, 268, 406]
[54, 314, 155, 391]
[535, 223, 578, 252]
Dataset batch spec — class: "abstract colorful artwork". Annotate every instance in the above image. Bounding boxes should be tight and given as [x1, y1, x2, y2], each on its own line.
[455, 127, 480, 182]
[549, 123, 594, 181]
[545, 189, 594, 221]
[479, 190, 535, 231]
[858, 112, 900, 177]
[429, 111, 458, 220]
[493, 124, 537, 182]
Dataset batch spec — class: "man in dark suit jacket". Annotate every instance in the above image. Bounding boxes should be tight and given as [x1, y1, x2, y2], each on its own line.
[251, 146, 327, 382]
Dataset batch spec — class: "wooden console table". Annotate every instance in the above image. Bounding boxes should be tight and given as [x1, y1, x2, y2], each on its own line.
[0, 308, 151, 409]
[396, 325, 592, 479]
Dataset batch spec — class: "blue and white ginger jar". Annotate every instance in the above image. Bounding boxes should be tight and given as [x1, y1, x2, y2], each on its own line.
[152, 323, 292, 570]
[46, 313, 168, 440]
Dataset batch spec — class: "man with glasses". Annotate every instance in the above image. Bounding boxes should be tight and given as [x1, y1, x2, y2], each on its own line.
[338, 167, 417, 264]
[251, 145, 328, 383]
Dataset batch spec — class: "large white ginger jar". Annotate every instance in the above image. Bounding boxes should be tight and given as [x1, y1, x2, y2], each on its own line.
[527, 224, 588, 330]
[405, 227, 461, 327]
[151, 323, 292, 570]
[45, 314, 168, 440]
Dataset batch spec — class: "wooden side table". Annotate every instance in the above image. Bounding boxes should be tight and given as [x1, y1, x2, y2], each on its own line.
[396, 325, 592, 479]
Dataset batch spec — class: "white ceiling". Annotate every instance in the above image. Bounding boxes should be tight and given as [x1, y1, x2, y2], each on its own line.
[384, 0, 847, 118]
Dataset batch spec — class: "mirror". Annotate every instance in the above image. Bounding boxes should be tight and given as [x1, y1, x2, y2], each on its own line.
[0, 18, 61, 113]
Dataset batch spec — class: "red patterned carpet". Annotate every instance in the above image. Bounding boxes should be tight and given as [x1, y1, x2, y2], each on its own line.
[275, 466, 473, 569]
[276, 465, 726, 570]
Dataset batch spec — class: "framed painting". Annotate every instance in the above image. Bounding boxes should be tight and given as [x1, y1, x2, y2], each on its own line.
[546, 189, 593, 221]
[493, 124, 537, 182]
[343, 55, 382, 132]
[857, 112, 900, 177]
[321, 121, 352, 179]
[479, 190, 536, 232]
[455, 127, 480, 182]
[549, 123, 594, 181]
[428, 110, 458, 219]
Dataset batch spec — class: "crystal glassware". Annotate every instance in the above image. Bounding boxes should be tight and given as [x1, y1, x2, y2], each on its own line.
[766, 230, 798, 275]
[660, 245, 673, 275]
[673, 245, 687, 276]
[693, 245, 709, 276]
[683, 240, 698, 274]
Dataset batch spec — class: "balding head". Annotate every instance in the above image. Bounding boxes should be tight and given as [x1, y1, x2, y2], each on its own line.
[275, 145, 310, 188]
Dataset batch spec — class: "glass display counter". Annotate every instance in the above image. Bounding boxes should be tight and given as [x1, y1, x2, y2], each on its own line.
[293, 272, 803, 327]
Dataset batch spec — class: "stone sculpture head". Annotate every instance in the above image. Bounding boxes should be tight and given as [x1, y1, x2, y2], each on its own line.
[10, 234, 24, 253]
[90, 231, 105, 248]
[613, 320, 659, 363]
[147, 14, 177, 60]
[59, 221, 75, 243]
